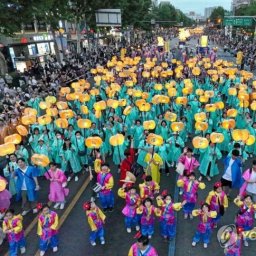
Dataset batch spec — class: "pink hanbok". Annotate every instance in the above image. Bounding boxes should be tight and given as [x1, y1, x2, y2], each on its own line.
[128, 243, 158, 256]
[178, 155, 199, 175]
[0, 177, 11, 211]
[45, 169, 69, 203]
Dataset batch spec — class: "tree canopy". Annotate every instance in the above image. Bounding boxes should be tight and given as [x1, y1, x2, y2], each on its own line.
[209, 6, 226, 23]
[235, 2, 256, 16]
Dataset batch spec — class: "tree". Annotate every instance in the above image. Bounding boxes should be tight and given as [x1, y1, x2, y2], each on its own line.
[236, 2, 256, 16]
[209, 6, 226, 24]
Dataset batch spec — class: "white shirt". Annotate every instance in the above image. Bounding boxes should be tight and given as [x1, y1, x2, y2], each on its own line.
[21, 167, 28, 190]
[246, 171, 256, 194]
[222, 159, 235, 181]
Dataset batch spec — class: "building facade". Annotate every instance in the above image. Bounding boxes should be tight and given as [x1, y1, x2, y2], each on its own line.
[204, 7, 217, 19]
[232, 0, 253, 10]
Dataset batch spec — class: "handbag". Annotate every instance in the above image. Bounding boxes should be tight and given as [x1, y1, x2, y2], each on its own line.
[175, 162, 185, 175]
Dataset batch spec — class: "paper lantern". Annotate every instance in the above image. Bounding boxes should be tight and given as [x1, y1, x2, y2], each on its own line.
[238, 92, 249, 101]
[164, 111, 177, 122]
[227, 109, 237, 118]
[204, 90, 214, 98]
[239, 100, 249, 108]
[199, 95, 209, 103]
[171, 122, 184, 132]
[182, 87, 192, 95]
[250, 101, 256, 111]
[4, 133, 22, 144]
[123, 106, 132, 116]
[39, 101, 51, 110]
[71, 82, 80, 89]
[0, 178, 7, 192]
[139, 103, 151, 112]
[77, 119, 92, 129]
[210, 132, 224, 144]
[59, 110, 74, 119]
[85, 136, 103, 148]
[133, 90, 142, 98]
[109, 134, 125, 146]
[79, 94, 90, 103]
[146, 133, 164, 146]
[90, 88, 100, 96]
[142, 92, 149, 100]
[119, 99, 127, 107]
[0, 143, 16, 156]
[16, 125, 28, 136]
[46, 108, 58, 117]
[192, 67, 201, 76]
[168, 88, 177, 97]
[95, 110, 102, 119]
[24, 108, 37, 116]
[195, 121, 208, 131]
[215, 101, 224, 110]
[143, 120, 156, 130]
[31, 154, 50, 167]
[81, 105, 89, 115]
[55, 118, 68, 129]
[66, 93, 76, 101]
[154, 84, 163, 91]
[91, 68, 97, 74]
[232, 129, 250, 141]
[194, 112, 206, 122]
[221, 119, 236, 130]
[60, 87, 71, 95]
[176, 97, 187, 105]
[107, 99, 119, 109]
[205, 104, 216, 112]
[125, 80, 134, 87]
[196, 89, 204, 96]
[21, 115, 36, 125]
[245, 135, 255, 146]
[94, 101, 106, 111]
[192, 136, 209, 149]
[45, 96, 57, 104]
[56, 101, 68, 110]
[38, 115, 52, 126]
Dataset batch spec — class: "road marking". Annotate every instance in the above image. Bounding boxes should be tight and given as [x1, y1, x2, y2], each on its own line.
[34, 176, 90, 256]
[168, 174, 179, 256]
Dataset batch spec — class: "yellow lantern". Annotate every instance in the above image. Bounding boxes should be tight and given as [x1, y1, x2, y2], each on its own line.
[238, 92, 249, 101]
[24, 108, 37, 116]
[56, 101, 68, 110]
[210, 132, 224, 143]
[81, 105, 89, 115]
[215, 101, 224, 110]
[182, 87, 192, 95]
[38, 115, 52, 126]
[154, 84, 163, 91]
[133, 90, 142, 98]
[205, 90, 214, 98]
[125, 80, 134, 87]
[146, 133, 164, 146]
[123, 106, 132, 116]
[239, 100, 249, 108]
[79, 94, 90, 103]
[135, 99, 146, 108]
[4, 134, 22, 144]
[109, 134, 125, 146]
[221, 119, 236, 130]
[232, 129, 250, 141]
[143, 120, 156, 130]
[245, 135, 255, 146]
[227, 109, 238, 118]
[71, 82, 81, 89]
[16, 125, 28, 136]
[194, 112, 206, 122]
[39, 101, 51, 110]
[164, 112, 177, 122]
[196, 89, 204, 96]
[90, 88, 100, 96]
[171, 122, 184, 132]
[46, 108, 58, 117]
[192, 67, 201, 76]
[176, 97, 187, 105]
[94, 101, 106, 111]
[139, 103, 151, 112]
[59, 110, 74, 119]
[60, 87, 71, 95]
[107, 99, 119, 109]
[119, 99, 127, 107]
[250, 101, 256, 111]
[142, 92, 149, 100]
[77, 119, 92, 129]
[95, 110, 102, 119]
[66, 93, 76, 101]
[168, 88, 177, 97]
[0, 143, 16, 157]
[21, 115, 36, 125]
[192, 136, 209, 149]
[195, 121, 208, 131]
[55, 118, 69, 129]
[31, 154, 50, 167]
[205, 104, 217, 112]
[199, 95, 209, 103]
[45, 96, 57, 104]
[85, 136, 103, 148]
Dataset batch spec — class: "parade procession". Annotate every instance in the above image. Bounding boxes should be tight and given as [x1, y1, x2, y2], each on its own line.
[1, 0, 256, 256]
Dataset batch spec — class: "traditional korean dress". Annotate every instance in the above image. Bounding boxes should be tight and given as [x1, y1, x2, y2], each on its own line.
[2, 215, 26, 256]
[37, 210, 59, 252]
[139, 181, 160, 200]
[51, 137, 64, 164]
[72, 135, 88, 165]
[3, 162, 18, 195]
[128, 243, 158, 256]
[167, 135, 184, 165]
[15, 146, 29, 164]
[144, 153, 163, 184]
[137, 140, 150, 168]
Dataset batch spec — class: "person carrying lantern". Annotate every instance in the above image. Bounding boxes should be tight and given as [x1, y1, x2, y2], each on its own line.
[139, 175, 160, 200]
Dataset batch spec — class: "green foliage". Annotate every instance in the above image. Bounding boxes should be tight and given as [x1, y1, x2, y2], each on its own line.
[235, 2, 256, 16]
[209, 6, 226, 23]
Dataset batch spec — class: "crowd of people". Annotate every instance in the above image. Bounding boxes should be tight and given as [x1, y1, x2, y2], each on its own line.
[0, 31, 256, 256]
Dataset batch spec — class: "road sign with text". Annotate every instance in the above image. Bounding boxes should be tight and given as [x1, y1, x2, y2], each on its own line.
[224, 17, 254, 27]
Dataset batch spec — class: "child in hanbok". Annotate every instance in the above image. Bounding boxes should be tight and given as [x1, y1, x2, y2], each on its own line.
[156, 191, 184, 241]
[206, 182, 228, 228]
[234, 195, 256, 247]
[45, 162, 69, 210]
[177, 172, 205, 219]
[60, 138, 82, 182]
[223, 228, 242, 256]
[118, 183, 141, 233]
[136, 198, 161, 239]
[139, 175, 160, 200]
[84, 200, 106, 246]
[2, 209, 26, 255]
[0, 177, 12, 219]
[191, 203, 217, 248]
[37, 205, 59, 256]
[128, 235, 158, 256]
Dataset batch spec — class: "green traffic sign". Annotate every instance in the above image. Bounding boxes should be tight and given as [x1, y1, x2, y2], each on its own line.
[224, 17, 254, 26]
